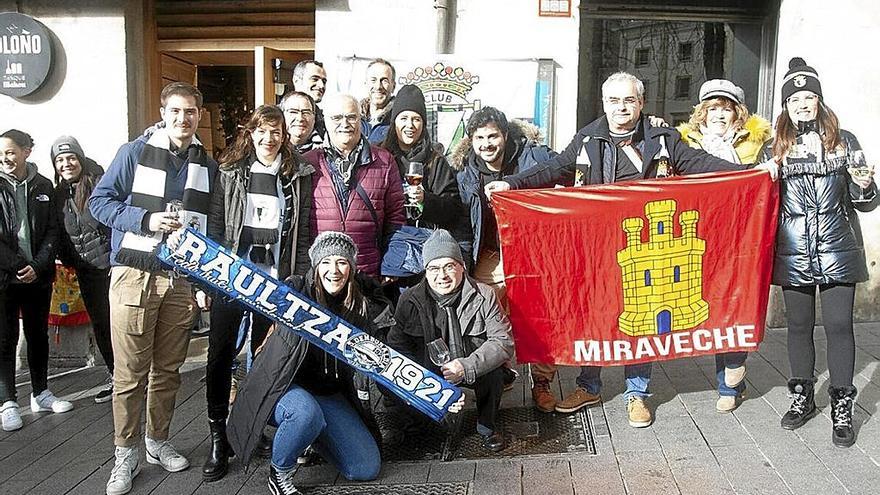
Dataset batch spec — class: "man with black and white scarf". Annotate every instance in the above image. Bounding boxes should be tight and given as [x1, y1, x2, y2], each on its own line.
[90, 82, 217, 495]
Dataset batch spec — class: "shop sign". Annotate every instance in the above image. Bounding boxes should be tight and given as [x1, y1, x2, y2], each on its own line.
[0, 12, 53, 97]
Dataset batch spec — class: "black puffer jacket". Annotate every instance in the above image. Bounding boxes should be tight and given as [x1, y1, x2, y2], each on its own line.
[54, 157, 111, 270]
[0, 163, 58, 290]
[765, 130, 878, 286]
[226, 273, 394, 468]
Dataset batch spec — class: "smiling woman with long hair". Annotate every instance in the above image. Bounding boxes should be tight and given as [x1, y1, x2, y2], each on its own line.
[51, 136, 115, 405]
[379, 84, 463, 232]
[765, 58, 877, 448]
[227, 232, 394, 495]
[201, 105, 315, 481]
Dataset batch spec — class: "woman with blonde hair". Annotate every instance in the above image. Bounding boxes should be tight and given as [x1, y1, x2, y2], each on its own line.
[678, 79, 772, 413]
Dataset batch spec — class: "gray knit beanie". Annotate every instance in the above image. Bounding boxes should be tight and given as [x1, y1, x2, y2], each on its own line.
[50, 135, 85, 163]
[422, 229, 463, 268]
[308, 231, 358, 268]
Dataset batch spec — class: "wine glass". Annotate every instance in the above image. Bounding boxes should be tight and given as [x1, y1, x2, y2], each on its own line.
[427, 338, 451, 366]
[848, 150, 873, 203]
[404, 162, 424, 207]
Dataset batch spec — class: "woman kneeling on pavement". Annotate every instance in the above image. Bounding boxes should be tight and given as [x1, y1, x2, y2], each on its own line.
[766, 58, 877, 447]
[227, 232, 394, 495]
[677, 79, 772, 413]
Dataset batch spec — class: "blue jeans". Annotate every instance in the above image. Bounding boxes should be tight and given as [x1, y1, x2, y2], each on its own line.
[270, 386, 380, 480]
[715, 352, 747, 397]
[576, 363, 652, 400]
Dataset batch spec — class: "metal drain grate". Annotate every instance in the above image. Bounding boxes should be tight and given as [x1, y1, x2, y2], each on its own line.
[302, 482, 469, 495]
[377, 406, 596, 461]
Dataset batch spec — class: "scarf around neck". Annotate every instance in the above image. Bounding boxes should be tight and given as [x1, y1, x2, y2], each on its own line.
[699, 125, 741, 164]
[243, 154, 283, 245]
[117, 126, 211, 272]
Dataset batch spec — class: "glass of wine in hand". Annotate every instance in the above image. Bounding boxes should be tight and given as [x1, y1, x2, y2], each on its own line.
[405, 161, 424, 207]
[427, 338, 451, 366]
[848, 150, 873, 203]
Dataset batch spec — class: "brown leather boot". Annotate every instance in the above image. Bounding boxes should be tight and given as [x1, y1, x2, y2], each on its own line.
[531, 379, 557, 413]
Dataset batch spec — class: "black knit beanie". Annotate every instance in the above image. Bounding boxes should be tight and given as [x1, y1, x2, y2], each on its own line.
[781, 57, 822, 104]
[390, 84, 427, 125]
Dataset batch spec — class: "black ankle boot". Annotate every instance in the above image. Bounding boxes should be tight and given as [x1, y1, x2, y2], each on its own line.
[203, 419, 231, 481]
[780, 378, 817, 430]
[829, 386, 857, 448]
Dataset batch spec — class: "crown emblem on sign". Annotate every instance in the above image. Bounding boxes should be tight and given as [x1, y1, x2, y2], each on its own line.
[400, 62, 479, 98]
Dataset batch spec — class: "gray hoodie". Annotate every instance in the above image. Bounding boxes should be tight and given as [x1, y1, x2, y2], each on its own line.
[0, 162, 38, 262]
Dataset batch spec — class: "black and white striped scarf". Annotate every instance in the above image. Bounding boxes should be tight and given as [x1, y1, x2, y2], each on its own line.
[242, 155, 284, 249]
[117, 127, 211, 272]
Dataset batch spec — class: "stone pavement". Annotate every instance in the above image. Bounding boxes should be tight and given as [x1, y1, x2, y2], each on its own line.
[2, 323, 880, 494]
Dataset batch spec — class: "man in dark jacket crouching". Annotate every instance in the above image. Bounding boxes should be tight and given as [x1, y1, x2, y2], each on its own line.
[387, 229, 514, 452]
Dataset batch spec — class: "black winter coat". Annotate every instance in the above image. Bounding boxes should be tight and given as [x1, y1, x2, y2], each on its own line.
[765, 130, 878, 286]
[54, 158, 111, 271]
[0, 163, 58, 290]
[226, 273, 394, 467]
[504, 115, 745, 190]
[390, 144, 464, 232]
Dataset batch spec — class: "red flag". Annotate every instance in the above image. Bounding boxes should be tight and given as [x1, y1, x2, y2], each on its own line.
[493, 170, 779, 366]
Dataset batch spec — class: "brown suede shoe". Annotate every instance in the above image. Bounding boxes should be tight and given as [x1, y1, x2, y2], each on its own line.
[531, 380, 557, 413]
[555, 387, 601, 413]
[627, 397, 653, 428]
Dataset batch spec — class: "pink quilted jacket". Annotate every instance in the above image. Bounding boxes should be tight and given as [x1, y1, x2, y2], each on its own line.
[305, 146, 406, 277]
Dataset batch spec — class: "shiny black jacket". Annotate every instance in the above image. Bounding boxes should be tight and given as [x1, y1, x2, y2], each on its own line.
[0, 163, 58, 290]
[766, 130, 878, 286]
[54, 158, 111, 271]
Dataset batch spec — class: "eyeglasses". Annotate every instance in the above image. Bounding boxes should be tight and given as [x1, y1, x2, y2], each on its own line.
[329, 113, 360, 124]
[604, 96, 640, 106]
[284, 108, 314, 118]
[786, 94, 819, 106]
[426, 263, 460, 276]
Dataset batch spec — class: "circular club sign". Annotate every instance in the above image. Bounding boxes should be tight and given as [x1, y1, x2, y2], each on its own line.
[0, 12, 53, 97]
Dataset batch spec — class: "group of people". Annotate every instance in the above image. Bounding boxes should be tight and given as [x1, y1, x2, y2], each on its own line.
[0, 54, 874, 495]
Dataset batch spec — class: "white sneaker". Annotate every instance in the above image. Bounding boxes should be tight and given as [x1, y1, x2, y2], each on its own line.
[31, 390, 74, 413]
[145, 437, 190, 472]
[1, 401, 22, 431]
[106, 446, 140, 495]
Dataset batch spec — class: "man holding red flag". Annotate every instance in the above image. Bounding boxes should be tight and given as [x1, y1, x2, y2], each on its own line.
[485, 72, 778, 428]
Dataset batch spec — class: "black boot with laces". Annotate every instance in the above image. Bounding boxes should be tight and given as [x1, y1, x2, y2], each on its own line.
[268, 466, 301, 495]
[829, 385, 857, 448]
[780, 377, 817, 430]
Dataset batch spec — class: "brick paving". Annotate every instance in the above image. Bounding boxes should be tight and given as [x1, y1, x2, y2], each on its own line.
[2, 323, 880, 494]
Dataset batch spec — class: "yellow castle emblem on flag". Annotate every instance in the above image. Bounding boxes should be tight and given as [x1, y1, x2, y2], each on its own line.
[616, 199, 709, 336]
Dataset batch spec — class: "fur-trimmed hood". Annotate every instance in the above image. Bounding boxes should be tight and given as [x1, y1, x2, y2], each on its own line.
[677, 114, 772, 164]
[449, 119, 545, 171]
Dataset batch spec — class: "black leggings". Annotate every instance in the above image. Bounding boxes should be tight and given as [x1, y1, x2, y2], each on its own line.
[76, 267, 114, 374]
[782, 284, 856, 388]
